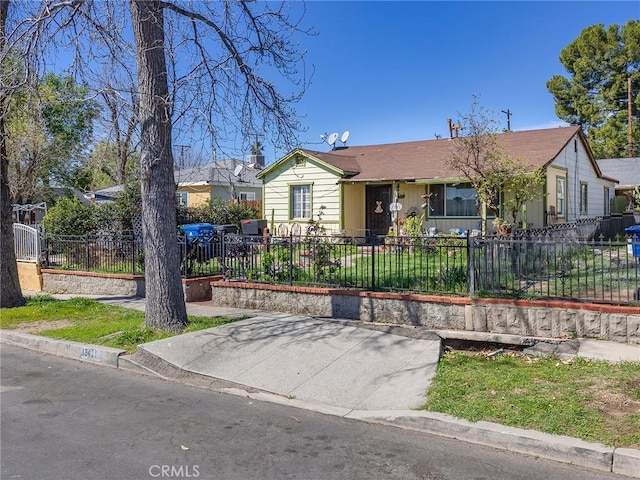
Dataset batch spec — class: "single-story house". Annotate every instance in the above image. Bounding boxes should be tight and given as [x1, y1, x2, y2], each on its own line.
[596, 157, 640, 212]
[257, 126, 618, 236]
[175, 157, 264, 208]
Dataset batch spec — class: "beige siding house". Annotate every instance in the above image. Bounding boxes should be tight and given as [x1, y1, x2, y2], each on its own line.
[175, 158, 263, 208]
[258, 126, 617, 237]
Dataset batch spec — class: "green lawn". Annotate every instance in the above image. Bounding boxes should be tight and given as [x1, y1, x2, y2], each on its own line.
[422, 350, 640, 448]
[0, 295, 241, 353]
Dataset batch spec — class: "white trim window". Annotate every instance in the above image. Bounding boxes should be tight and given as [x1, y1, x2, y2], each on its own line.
[176, 191, 188, 207]
[239, 191, 256, 201]
[291, 184, 311, 219]
[603, 187, 610, 216]
[580, 182, 588, 215]
[556, 177, 565, 217]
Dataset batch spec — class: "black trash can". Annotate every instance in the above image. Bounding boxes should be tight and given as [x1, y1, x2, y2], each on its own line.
[241, 219, 267, 235]
[213, 224, 239, 235]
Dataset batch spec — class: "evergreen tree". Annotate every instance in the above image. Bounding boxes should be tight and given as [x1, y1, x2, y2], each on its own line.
[547, 21, 640, 159]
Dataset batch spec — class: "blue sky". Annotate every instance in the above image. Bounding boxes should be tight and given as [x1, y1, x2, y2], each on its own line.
[270, 1, 639, 161]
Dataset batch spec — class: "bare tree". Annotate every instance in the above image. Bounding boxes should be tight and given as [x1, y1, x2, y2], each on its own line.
[1, 0, 25, 307]
[93, 77, 139, 186]
[447, 97, 545, 233]
[4, 1, 310, 328]
[128, 0, 186, 331]
[446, 99, 506, 219]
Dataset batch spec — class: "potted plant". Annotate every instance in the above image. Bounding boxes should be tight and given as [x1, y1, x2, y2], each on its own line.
[492, 217, 512, 235]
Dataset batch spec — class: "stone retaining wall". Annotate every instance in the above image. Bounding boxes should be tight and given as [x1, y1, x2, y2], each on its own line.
[211, 281, 640, 344]
[37, 271, 640, 343]
[42, 270, 220, 302]
[43, 270, 146, 297]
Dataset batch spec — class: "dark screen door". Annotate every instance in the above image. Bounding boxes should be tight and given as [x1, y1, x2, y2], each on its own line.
[366, 184, 392, 236]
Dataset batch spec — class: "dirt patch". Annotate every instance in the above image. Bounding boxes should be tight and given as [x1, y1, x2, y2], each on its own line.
[13, 320, 74, 333]
[587, 378, 640, 448]
[588, 377, 640, 417]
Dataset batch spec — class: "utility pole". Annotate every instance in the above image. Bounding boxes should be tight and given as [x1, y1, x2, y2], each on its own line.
[628, 77, 634, 158]
[502, 109, 512, 132]
[176, 144, 190, 168]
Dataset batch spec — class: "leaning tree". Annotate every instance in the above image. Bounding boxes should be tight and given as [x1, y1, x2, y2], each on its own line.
[2, 1, 310, 328]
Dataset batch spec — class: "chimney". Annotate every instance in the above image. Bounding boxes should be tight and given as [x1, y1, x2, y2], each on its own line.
[247, 154, 265, 167]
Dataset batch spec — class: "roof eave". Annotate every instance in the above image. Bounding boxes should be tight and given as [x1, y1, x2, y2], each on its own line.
[258, 148, 348, 179]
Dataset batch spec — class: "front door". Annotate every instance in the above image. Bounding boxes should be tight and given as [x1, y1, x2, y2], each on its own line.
[366, 184, 392, 236]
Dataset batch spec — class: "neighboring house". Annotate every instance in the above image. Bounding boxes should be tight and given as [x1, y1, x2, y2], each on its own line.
[258, 126, 617, 236]
[596, 157, 640, 212]
[85, 184, 124, 204]
[175, 157, 264, 208]
[13, 187, 91, 225]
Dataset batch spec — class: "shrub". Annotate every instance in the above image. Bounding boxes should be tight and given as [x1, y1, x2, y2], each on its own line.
[112, 182, 142, 232]
[403, 213, 425, 237]
[181, 198, 260, 228]
[42, 196, 95, 235]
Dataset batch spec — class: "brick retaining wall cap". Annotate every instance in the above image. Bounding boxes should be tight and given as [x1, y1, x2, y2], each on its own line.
[210, 281, 471, 305]
[42, 269, 143, 281]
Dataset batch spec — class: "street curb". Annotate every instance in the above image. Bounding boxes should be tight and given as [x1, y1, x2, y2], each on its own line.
[0, 330, 125, 368]
[2, 331, 639, 478]
[347, 411, 639, 478]
[614, 448, 640, 478]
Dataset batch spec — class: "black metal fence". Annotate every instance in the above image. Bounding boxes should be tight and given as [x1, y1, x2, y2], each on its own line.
[470, 235, 640, 304]
[42, 232, 640, 305]
[43, 234, 145, 275]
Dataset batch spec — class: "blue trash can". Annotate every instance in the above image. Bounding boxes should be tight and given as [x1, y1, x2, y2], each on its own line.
[625, 225, 640, 257]
[181, 223, 215, 259]
[182, 223, 214, 240]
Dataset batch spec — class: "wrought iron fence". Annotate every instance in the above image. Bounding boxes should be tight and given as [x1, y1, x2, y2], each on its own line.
[471, 234, 640, 304]
[42, 232, 640, 305]
[43, 234, 144, 275]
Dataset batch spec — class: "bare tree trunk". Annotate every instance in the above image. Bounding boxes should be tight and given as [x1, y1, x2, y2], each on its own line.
[0, 114, 25, 308]
[1, 0, 25, 308]
[129, 0, 187, 332]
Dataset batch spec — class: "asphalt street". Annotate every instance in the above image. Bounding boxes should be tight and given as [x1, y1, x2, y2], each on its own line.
[1, 344, 632, 480]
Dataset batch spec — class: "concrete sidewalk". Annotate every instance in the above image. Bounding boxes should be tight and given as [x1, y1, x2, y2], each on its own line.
[4, 292, 640, 477]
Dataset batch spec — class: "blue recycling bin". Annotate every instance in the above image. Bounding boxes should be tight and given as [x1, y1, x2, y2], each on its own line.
[625, 225, 640, 258]
[181, 223, 214, 241]
[181, 223, 215, 259]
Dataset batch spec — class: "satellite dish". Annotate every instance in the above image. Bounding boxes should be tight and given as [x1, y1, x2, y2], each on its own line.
[340, 131, 350, 144]
[233, 165, 243, 177]
[327, 132, 339, 146]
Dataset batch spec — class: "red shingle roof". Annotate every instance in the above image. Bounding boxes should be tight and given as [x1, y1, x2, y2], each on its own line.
[300, 126, 584, 182]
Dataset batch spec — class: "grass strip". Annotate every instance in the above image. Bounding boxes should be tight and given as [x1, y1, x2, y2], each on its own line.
[421, 350, 640, 448]
[0, 295, 242, 353]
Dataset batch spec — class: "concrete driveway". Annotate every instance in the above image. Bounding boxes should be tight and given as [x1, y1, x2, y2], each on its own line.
[138, 313, 442, 411]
